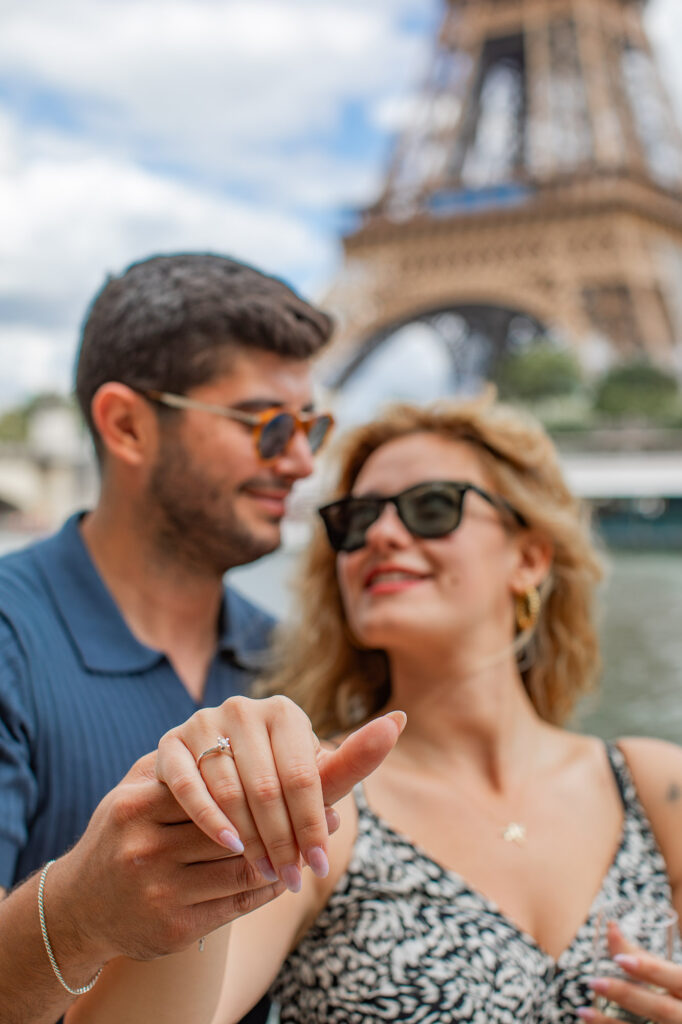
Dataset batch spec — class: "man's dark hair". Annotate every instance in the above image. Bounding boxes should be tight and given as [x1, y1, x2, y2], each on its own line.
[75, 252, 333, 449]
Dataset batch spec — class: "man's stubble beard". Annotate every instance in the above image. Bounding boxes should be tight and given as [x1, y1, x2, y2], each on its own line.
[147, 433, 280, 576]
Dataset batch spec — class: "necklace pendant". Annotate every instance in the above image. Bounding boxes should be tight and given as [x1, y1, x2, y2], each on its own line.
[502, 822, 527, 845]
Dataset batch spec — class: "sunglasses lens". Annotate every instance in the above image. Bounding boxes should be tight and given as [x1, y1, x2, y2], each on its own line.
[399, 484, 463, 537]
[258, 413, 296, 459]
[319, 500, 381, 552]
[307, 414, 333, 453]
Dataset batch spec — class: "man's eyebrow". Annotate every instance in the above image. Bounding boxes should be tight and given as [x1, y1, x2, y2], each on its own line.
[230, 399, 315, 413]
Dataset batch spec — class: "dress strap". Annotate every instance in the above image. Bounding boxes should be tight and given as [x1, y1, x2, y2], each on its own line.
[352, 780, 372, 814]
[604, 741, 633, 810]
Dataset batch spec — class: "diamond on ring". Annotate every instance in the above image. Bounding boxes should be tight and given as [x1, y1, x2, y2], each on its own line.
[197, 735, 235, 768]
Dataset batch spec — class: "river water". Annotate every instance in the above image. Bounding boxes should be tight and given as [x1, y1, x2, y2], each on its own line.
[231, 548, 682, 744]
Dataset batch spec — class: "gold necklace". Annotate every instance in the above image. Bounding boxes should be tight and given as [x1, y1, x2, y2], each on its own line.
[460, 792, 529, 845]
[462, 776, 530, 845]
[393, 744, 531, 845]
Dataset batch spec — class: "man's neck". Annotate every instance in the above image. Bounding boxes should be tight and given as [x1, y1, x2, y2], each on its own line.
[80, 503, 225, 702]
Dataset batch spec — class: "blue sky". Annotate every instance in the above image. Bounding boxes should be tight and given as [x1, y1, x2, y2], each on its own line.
[0, 0, 680, 408]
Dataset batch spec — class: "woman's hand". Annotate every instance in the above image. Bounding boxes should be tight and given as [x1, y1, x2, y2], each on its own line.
[579, 923, 682, 1022]
[156, 696, 405, 892]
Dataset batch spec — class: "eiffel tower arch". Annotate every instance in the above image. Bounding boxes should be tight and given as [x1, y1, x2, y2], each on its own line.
[321, 0, 682, 395]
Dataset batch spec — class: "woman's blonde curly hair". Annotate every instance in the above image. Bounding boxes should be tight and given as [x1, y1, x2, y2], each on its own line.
[263, 394, 605, 736]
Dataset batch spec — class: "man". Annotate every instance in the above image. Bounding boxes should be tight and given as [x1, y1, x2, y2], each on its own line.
[0, 252, 369, 1022]
[0, 253, 333, 887]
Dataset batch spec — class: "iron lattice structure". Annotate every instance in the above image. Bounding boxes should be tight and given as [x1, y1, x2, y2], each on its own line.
[322, 0, 682, 389]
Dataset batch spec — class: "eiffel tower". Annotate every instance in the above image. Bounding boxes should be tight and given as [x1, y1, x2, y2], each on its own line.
[322, 0, 682, 394]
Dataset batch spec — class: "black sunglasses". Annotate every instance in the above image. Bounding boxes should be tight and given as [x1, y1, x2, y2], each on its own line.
[318, 480, 526, 553]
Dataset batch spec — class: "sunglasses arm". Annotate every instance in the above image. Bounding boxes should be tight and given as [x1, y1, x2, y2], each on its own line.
[145, 391, 260, 426]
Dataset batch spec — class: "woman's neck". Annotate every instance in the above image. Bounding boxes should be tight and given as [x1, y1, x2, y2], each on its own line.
[385, 646, 549, 790]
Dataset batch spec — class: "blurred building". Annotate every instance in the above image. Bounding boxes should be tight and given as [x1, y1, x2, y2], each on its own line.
[0, 398, 96, 535]
[321, 0, 682, 406]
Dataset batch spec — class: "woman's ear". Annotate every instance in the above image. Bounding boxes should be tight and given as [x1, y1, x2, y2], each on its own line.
[510, 530, 554, 596]
[90, 383, 158, 468]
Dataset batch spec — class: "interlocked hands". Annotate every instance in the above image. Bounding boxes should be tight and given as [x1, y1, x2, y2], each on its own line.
[155, 695, 406, 896]
[58, 696, 403, 966]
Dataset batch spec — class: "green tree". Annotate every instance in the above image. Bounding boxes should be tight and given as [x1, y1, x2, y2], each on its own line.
[496, 343, 583, 402]
[0, 407, 30, 443]
[593, 361, 679, 420]
[0, 393, 73, 443]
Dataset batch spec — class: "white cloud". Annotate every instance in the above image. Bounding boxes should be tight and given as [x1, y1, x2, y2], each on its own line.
[0, 128, 327, 302]
[0, 1, 426, 179]
[0, 102, 333, 403]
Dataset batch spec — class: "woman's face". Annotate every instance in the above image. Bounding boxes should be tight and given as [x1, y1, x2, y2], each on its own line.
[336, 432, 533, 656]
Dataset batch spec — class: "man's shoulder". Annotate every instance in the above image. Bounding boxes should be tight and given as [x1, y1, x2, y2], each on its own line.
[0, 538, 56, 666]
[0, 537, 48, 597]
[0, 527, 69, 627]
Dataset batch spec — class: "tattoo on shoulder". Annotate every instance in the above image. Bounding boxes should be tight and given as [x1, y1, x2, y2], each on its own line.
[665, 782, 682, 803]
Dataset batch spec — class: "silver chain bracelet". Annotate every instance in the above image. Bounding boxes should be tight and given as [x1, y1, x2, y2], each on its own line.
[38, 860, 103, 996]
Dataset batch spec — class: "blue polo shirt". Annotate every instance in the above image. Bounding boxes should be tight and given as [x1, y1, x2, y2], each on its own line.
[0, 513, 275, 890]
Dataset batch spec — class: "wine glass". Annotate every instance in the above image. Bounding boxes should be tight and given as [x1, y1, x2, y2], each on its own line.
[590, 898, 679, 1023]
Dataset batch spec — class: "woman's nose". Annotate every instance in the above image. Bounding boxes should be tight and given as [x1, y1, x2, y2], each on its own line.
[364, 502, 412, 549]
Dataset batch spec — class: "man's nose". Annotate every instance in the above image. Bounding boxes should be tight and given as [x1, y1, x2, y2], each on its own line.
[274, 426, 316, 480]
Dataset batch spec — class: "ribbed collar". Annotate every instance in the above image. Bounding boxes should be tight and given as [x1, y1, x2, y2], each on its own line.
[32, 513, 270, 674]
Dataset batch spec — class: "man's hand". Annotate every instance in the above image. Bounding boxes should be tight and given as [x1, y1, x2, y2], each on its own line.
[0, 751, 290, 1024]
[57, 751, 286, 965]
[156, 696, 405, 893]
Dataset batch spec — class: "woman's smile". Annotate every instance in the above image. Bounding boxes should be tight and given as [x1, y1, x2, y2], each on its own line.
[363, 564, 431, 594]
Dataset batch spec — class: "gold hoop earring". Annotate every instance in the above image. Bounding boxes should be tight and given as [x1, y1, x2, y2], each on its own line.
[515, 587, 541, 632]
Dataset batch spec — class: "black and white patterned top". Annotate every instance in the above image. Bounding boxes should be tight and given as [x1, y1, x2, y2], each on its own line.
[269, 744, 676, 1023]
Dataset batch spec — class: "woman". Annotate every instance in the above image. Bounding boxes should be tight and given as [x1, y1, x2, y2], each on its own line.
[70, 396, 682, 1024]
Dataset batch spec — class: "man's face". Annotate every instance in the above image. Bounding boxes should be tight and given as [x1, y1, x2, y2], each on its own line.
[147, 348, 318, 574]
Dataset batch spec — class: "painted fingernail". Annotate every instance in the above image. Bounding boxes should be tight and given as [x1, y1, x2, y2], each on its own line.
[255, 857, 279, 883]
[388, 710, 407, 733]
[577, 1009, 596, 1021]
[587, 978, 609, 994]
[613, 954, 639, 970]
[218, 830, 244, 854]
[306, 847, 329, 879]
[325, 807, 340, 834]
[280, 864, 302, 893]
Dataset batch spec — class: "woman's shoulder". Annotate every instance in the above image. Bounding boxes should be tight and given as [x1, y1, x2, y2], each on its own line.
[615, 736, 682, 792]
[615, 736, 682, 889]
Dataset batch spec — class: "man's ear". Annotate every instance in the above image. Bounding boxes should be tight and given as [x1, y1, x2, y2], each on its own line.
[90, 383, 158, 468]
[510, 529, 554, 596]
